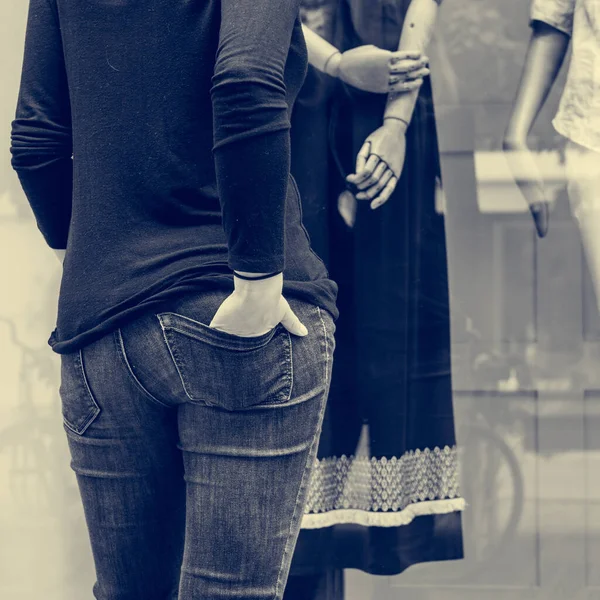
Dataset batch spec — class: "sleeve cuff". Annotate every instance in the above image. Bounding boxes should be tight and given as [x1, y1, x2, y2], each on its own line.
[228, 254, 285, 274]
[530, 5, 574, 36]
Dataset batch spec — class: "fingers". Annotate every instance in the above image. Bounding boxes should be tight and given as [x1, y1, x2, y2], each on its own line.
[356, 168, 394, 200]
[530, 201, 549, 238]
[355, 141, 371, 174]
[389, 78, 424, 94]
[279, 298, 308, 337]
[354, 161, 387, 190]
[389, 55, 429, 74]
[388, 60, 430, 94]
[370, 175, 398, 210]
[347, 153, 380, 186]
[391, 50, 422, 61]
[404, 66, 430, 81]
[389, 50, 423, 67]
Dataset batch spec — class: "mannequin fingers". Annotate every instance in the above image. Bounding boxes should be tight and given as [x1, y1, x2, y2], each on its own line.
[390, 50, 422, 64]
[356, 169, 394, 200]
[354, 141, 371, 174]
[389, 55, 429, 74]
[347, 154, 381, 185]
[355, 162, 388, 192]
[404, 67, 430, 81]
[370, 176, 398, 210]
[530, 201, 550, 238]
[389, 78, 423, 94]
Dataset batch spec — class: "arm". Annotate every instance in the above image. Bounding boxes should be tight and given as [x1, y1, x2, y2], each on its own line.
[383, 0, 441, 129]
[503, 1, 574, 237]
[346, 0, 440, 209]
[302, 22, 342, 77]
[504, 22, 571, 146]
[10, 0, 73, 251]
[209, 0, 308, 336]
[302, 22, 426, 93]
[211, 0, 302, 274]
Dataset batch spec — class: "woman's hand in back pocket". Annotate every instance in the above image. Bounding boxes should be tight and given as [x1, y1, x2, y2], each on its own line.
[209, 273, 308, 338]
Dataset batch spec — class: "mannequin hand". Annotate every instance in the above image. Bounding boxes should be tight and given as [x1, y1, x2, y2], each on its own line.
[338, 47, 428, 94]
[209, 273, 308, 338]
[502, 135, 549, 238]
[53, 249, 66, 264]
[346, 120, 407, 209]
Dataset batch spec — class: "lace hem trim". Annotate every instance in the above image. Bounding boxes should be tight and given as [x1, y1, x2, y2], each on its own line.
[304, 445, 461, 513]
[301, 497, 467, 529]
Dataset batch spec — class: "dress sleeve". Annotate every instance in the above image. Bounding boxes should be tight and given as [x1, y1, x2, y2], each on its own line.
[10, 0, 73, 250]
[530, 0, 576, 36]
[211, 0, 302, 273]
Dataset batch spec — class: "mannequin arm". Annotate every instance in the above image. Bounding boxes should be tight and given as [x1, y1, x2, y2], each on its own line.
[383, 0, 441, 128]
[502, 20, 571, 237]
[301, 22, 342, 76]
[504, 21, 570, 146]
[344, 0, 440, 210]
[301, 22, 426, 94]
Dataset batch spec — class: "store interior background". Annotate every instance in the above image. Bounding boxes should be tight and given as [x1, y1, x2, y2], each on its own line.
[1, 1, 597, 599]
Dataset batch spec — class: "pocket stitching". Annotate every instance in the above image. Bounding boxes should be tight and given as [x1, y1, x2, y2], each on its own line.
[166, 325, 274, 352]
[158, 316, 214, 405]
[283, 329, 294, 403]
[160, 315, 293, 408]
[158, 312, 278, 351]
[63, 350, 101, 436]
[162, 327, 206, 404]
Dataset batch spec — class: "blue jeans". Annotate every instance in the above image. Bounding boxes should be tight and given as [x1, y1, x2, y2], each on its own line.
[59, 290, 335, 600]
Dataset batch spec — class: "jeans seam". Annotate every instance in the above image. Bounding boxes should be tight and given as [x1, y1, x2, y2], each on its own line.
[317, 307, 330, 382]
[274, 306, 330, 598]
[114, 328, 173, 410]
[158, 318, 208, 404]
[63, 349, 101, 436]
[284, 329, 294, 403]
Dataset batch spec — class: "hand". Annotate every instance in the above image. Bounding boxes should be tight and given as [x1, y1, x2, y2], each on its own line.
[346, 120, 407, 210]
[209, 273, 308, 338]
[502, 135, 549, 238]
[53, 249, 66, 264]
[338, 47, 428, 95]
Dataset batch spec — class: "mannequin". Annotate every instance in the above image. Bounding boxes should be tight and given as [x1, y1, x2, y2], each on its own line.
[284, 1, 464, 597]
[505, 0, 600, 305]
[303, 22, 428, 95]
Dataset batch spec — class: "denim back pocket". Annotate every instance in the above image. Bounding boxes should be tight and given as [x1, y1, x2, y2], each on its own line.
[157, 312, 293, 411]
[59, 350, 101, 435]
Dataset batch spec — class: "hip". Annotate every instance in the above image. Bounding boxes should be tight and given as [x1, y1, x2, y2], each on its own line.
[59, 288, 336, 437]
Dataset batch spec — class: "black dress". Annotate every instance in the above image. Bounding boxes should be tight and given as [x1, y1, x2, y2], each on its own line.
[284, 1, 464, 596]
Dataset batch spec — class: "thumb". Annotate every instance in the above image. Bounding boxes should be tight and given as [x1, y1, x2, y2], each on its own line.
[279, 299, 308, 337]
[352, 140, 371, 177]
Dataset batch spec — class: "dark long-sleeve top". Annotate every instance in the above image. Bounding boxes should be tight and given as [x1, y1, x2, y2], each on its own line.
[10, 0, 337, 353]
